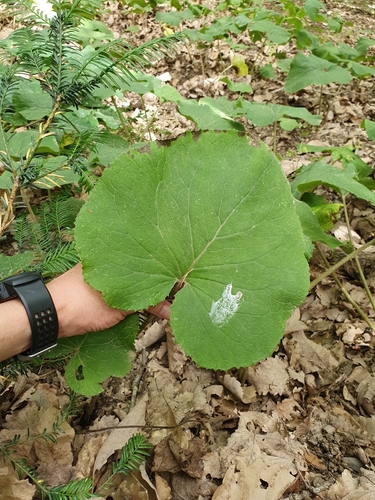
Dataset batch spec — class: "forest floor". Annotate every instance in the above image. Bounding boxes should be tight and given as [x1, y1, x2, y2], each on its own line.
[2, 1, 375, 499]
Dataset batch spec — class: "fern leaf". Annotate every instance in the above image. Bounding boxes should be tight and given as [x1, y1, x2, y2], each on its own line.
[41, 241, 79, 277]
[46, 477, 94, 500]
[112, 434, 152, 476]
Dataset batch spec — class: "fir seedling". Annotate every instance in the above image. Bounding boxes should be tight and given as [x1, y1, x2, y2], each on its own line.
[0, 0, 184, 238]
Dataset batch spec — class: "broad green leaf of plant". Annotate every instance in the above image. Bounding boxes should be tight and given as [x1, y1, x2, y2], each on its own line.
[248, 20, 291, 44]
[362, 119, 375, 142]
[155, 9, 195, 26]
[89, 133, 129, 166]
[177, 99, 245, 131]
[75, 131, 309, 370]
[8, 131, 60, 157]
[294, 200, 341, 255]
[284, 53, 352, 93]
[259, 63, 276, 79]
[297, 143, 372, 179]
[0, 252, 35, 280]
[304, 0, 325, 21]
[241, 101, 321, 127]
[0, 171, 13, 190]
[32, 157, 80, 189]
[46, 315, 138, 396]
[231, 54, 248, 76]
[356, 37, 375, 56]
[301, 193, 342, 231]
[291, 162, 375, 206]
[13, 79, 53, 120]
[220, 77, 253, 93]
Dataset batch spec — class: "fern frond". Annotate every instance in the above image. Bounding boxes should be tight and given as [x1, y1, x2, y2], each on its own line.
[46, 477, 94, 500]
[7, 28, 49, 78]
[0, 65, 19, 116]
[51, 0, 103, 21]
[59, 32, 185, 105]
[0, 357, 34, 380]
[2, 0, 53, 27]
[41, 241, 79, 277]
[112, 434, 152, 476]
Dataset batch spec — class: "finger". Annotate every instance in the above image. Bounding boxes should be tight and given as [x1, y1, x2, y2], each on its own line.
[148, 300, 171, 319]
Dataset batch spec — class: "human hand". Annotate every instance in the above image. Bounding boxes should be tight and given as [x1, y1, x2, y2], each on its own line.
[47, 263, 170, 339]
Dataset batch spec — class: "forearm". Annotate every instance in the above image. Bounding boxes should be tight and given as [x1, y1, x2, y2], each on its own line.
[0, 298, 32, 361]
[0, 264, 170, 362]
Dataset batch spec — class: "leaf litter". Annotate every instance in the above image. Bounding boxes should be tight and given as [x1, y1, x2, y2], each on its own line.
[2, 0, 375, 499]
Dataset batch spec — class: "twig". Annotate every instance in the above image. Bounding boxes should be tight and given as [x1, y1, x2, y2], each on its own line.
[130, 348, 147, 410]
[315, 243, 375, 330]
[309, 236, 375, 289]
[341, 194, 375, 311]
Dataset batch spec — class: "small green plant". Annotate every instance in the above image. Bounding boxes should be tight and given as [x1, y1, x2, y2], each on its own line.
[0, 0, 183, 241]
[0, 389, 151, 499]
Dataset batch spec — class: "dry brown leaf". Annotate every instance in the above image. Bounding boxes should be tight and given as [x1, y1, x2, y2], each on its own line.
[275, 398, 303, 421]
[212, 456, 298, 500]
[166, 327, 187, 376]
[285, 307, 306, 333]
[283, 331, 339, 377]
[93, 394, 147, 473]
[154, 472, 172, 500]
[35, 407, 75, 486]
[0, 463, 36, 500]
[221, 373, 257, 403]
[75, 435, 108, 479]
[304, 450, 326, 470]
[246, 356, 290, 396]
[112, 470, 150, 500]
[327, 469, 375, 499]
[135, 320, 167, 352]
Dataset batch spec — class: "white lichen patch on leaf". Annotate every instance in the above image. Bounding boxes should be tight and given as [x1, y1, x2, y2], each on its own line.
[209, 284, 243, 326]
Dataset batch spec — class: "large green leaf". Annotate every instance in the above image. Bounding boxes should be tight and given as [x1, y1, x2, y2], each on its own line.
[0, 252, 35, 280]
[8, 131, 59, 157]
[248, 21, 291, 44]
[294, 199, 341, 250]
[177, 99, 245, 131]
[47, 315, 138, 396]
[292, 161, 375, 205]
[13, 79, 53, 120]
[362, 119, 375, 142]
[75, 131, 309, 370]
[284, 52, 352, 93]
[240, 101, 321, 127]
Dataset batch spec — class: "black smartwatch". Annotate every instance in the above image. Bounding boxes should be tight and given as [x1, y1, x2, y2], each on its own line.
[0, 272, 58, 360]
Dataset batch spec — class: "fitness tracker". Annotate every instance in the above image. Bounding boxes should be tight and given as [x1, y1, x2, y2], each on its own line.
[0, 272, 58, 360]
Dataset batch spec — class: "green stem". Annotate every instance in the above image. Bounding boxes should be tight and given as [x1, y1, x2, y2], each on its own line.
[341, 194, 375, 311]
[111, 96, 132, 141]
[315, 243, 375, 330]
[318, 84, 323, 116]
[273, 121, 277, 155]
[309, 236, 375, 289]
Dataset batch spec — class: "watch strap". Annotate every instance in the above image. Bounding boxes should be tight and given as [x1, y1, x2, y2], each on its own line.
[2, 272, 59, 359]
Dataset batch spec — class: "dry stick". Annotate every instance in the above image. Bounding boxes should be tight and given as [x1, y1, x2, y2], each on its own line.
[130, 348, 147, 410]
[309, 236, 375, 289]
[0, 177, 20, 236]
[20, 187, 37, 224]
[315, 243, 375, 330]
[342, 194, 375, 311]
